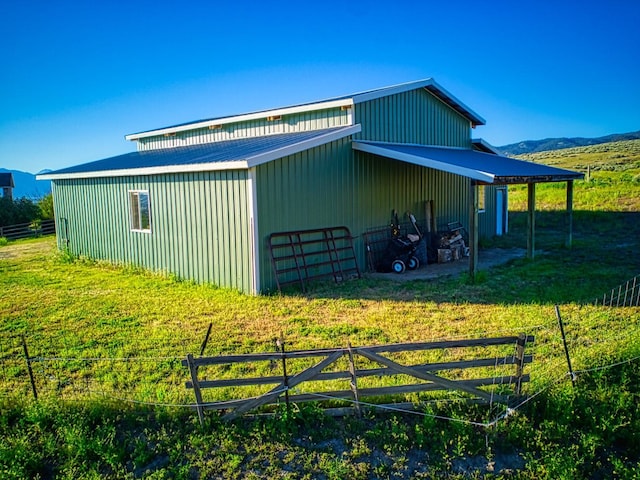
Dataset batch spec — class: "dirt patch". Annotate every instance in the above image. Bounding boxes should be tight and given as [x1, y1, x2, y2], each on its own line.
[0, 238, 55, 260]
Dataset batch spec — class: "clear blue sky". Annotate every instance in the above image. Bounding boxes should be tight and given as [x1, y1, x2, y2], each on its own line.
[1, 0, 639, 174]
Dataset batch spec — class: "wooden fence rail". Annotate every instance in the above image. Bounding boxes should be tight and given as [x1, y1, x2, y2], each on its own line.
[0, 219, 55, 240]
[183, 335, 534, 424]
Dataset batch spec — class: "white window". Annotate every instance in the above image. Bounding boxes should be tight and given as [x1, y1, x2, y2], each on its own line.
[129, 190, 151, 232]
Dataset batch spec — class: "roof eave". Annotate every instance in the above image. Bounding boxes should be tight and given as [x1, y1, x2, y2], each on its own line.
[352, 141, 496, 183]
[125, 98, 355, 141]
[126, 78, 486, 141]
[492, 173, 585, 184]
[472, 138, 500, 154]
[353, 141, 585, 185]
[351, 78, 485, 126]
[424, 81, 486, 127]
[245, 124, 361, 168]
[40, 125, 362, 181]
[37, 161, 249, 180]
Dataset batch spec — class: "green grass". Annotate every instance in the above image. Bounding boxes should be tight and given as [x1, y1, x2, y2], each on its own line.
[1, 140, 639, 478]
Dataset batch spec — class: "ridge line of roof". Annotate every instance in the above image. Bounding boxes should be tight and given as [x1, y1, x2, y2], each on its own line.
[126, 78, 484, 141]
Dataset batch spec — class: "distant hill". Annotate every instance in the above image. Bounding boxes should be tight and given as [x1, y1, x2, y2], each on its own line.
[498, 130, 640, 156]
[0, 168, 51, 199]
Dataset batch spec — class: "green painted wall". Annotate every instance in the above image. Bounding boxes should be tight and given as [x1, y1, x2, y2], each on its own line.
[52, 171, 254, 293]
[254, 88, 496, 292]
[138, 108, 351, 151]
[354, 88, 472, 147]
[254, 141, 478, 293]
[50, 86, 498, 294]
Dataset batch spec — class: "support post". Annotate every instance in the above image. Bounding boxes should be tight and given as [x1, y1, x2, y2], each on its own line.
[554, 305, 576, 388]
[186, 354, 205, 427]
[21, 335, 38, 401]
[200, 322, 213, 356]
[276, 335, 290, 412]
[527, 183, 536, 259]
[424, 200, 435, 233]
[565, 180, 574, 248]
[514, 334, 526, 396]
[468, 181, 479, 281]
[347, 343, 361, 417]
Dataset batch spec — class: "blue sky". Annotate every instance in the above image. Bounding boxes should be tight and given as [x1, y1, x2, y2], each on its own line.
[1, 0, 639, 174]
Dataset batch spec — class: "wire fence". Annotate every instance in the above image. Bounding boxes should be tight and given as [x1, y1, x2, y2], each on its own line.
[593, 274, 640, 307]
[1, 276, 639, 428]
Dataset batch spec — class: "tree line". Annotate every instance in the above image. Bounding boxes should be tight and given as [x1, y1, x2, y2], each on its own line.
[0, 194, 54, 228]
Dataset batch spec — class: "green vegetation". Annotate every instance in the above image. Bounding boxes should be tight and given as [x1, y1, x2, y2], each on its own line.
[1, 141, 639, 478]
[0, 193, 55, 228]
[509, 139, 640, 213]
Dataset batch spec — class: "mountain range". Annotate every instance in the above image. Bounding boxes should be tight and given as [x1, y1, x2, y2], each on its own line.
[2, 130, 638, 199]
[497, 130, 640, 156]
[0, 168, 52, 200]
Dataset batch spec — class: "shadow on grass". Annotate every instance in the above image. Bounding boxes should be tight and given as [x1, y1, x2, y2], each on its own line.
[301, 210, 640, 305]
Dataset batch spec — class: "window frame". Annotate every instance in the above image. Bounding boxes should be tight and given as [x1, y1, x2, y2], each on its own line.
[129, 190, 152, 233]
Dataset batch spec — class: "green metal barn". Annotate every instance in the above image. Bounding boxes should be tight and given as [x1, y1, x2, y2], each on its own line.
[39, 79, 582, 294]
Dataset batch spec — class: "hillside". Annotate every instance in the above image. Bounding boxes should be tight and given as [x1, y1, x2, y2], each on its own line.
[512, 138, 640, 172]
[0, 168, 51, 199]
[498, 130, 640, 156]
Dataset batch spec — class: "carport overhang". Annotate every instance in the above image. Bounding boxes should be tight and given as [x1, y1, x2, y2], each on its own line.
[352, 141, 585, 280]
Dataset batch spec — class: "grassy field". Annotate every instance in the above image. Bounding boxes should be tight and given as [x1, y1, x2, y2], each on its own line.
[1, 140, 639, 479]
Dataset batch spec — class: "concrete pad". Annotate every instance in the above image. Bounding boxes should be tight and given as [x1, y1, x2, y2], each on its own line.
[367, 248, 526, 281]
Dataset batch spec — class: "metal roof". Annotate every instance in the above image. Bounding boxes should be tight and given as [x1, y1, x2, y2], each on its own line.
[352, 141, 584, 184]
[126, 78, 485, 141]
[471, 138, 500, 155]
[39, 126, 361, 180]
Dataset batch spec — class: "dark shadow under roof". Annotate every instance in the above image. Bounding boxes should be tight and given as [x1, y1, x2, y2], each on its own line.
[353, 141, 584, 184]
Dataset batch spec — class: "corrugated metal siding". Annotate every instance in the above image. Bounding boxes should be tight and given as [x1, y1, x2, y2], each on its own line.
[51, 171, 253, 293]
[254, 88, 493, 292]
[137, 108, 351, 151]
[355, 88, 471, 147]
[254, 139, 474, 293]
[255, 137, 356, 292]
[350, 151, 471, 236]
[477, 184, 500, 238]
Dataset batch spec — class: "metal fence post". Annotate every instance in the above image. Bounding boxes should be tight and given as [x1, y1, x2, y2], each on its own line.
[21, 335, 38, 400]
[554, 305, 576, 388]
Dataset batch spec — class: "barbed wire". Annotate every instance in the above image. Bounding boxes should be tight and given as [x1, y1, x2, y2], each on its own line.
[30, 356, 182, 363]
[1, 275, 639, 427]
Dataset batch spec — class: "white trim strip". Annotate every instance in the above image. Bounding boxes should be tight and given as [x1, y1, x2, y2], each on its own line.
[351, 78, 485, 126]
[125, 78, 486, 142]
[37, 161, 249, 180]
[423, 80, 486, 126]
[352, 141, 496, 183]
[247, 168, 260, 294]
[245, 124, 362, 167]
[351, 78, 435, 103]
[125, 98, 355, 141]
[38, 125, 362, 181]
